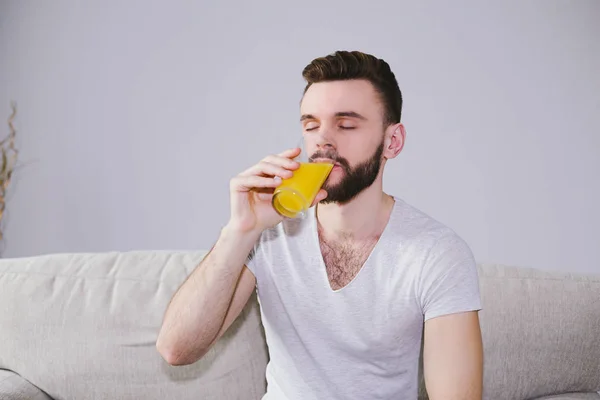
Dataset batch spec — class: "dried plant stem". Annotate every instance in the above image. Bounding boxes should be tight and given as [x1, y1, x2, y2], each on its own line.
[0, 102, 18, 242]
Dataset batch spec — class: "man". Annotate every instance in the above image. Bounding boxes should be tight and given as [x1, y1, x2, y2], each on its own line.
[157, 50, 484, 399]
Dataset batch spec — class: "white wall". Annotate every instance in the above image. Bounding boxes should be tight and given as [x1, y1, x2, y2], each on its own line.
[1, 1, 598, 274]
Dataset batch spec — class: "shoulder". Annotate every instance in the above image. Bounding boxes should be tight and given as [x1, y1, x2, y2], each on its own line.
[247, 216, 312, 276]
[250, 215, 313, 258]
[257, 216, 311, 244]
[388, 196, 475, 263]
[389, 196, 468, 241]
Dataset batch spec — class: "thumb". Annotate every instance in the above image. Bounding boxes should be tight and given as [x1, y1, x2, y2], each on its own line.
[311, 189, 328, 206]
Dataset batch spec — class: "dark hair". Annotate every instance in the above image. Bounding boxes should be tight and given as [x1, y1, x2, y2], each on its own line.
[302, 50, 403, 126]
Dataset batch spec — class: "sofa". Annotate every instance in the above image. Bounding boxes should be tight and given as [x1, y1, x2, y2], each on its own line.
[0, 250, 598, 400]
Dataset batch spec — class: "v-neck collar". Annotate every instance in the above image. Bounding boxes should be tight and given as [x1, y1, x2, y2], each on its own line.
[309, 197, 398, 293]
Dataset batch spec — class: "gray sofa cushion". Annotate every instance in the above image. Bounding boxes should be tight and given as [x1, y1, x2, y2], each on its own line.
[533, 393, 600, 399]
[0, 251, 269, 400]
[478, 263, 600, 400]
[0, 369, 52, 400]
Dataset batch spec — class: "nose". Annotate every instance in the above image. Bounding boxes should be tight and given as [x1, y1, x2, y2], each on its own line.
[315, 131, 335, 151]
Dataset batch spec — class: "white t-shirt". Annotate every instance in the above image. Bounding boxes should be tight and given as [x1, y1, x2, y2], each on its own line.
[246, 196, 482, 400]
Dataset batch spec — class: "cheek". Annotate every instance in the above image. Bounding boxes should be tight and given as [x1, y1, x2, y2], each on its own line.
[338, 144, 365, 164]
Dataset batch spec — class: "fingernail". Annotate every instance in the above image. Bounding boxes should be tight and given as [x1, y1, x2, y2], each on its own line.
[274, 176, 282, 183]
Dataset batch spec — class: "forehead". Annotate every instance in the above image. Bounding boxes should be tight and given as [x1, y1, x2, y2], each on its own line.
[300, 79, 383, 120]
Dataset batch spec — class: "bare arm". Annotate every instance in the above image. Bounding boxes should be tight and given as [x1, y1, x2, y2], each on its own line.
[156, 225, 259, 366]
[423, 311, 484, 400]
[156, 147, 326, 366]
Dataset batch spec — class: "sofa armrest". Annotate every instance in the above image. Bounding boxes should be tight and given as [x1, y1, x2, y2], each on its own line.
[0, 369, 52, 400]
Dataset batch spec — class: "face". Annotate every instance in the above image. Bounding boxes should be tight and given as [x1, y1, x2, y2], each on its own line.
[300, 79, 401, 204]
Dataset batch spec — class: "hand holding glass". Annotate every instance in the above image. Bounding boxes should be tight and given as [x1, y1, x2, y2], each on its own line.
[272, 140, 333, 219]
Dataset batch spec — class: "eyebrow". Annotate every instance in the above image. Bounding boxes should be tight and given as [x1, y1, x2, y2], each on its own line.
[300, 111, 368, 122]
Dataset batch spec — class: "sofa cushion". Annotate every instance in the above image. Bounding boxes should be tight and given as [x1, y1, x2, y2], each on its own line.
[533, 393, 600, 399]
[0, 369, 52, 400]
[477, 263, 600, 400]
[0, 251, 269, 400]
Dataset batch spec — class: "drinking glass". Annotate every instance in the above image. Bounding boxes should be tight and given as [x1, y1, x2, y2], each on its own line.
[271, 138, 333, 219]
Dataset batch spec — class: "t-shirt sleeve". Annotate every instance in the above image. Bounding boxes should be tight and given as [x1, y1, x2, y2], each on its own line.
[418, 231, 482, 321]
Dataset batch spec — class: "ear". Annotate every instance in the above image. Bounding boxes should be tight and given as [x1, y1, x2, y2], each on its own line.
[384, 123, 406, 159]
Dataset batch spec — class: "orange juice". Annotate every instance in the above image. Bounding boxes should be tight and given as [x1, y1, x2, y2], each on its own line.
[272, 162, 334, 218]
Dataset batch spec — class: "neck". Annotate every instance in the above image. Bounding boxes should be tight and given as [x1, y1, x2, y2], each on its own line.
[316, 180, 395, 241]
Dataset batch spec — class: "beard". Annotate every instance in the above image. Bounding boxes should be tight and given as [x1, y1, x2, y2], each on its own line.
[309, 139, 384, 205]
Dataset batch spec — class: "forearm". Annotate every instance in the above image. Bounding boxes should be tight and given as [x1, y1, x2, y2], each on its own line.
[156, 224, 260, 365]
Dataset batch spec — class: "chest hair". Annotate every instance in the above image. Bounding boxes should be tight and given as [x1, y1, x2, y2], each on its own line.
[319, 233, 380, 291]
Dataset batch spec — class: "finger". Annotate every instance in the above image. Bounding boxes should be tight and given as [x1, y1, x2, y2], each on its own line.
[262, 154, 300, 169]
[240, 161, 294, 179]
[311, 189, 328, 206]
[277, 147, 301, 158]
[256, 191, 274, 202]
[231, 175, 281, 192]
[254, 187, 275, 194]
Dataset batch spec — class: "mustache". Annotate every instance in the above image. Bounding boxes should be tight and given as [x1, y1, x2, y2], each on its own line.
[309, 150, 350, 170]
